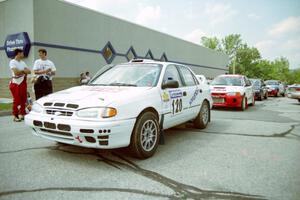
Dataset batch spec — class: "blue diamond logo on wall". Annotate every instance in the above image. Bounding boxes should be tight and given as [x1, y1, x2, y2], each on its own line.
[4, 32, 31, 58]
[102, 42, 116, 64]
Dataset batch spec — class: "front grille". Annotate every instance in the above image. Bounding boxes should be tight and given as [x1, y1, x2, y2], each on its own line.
[80, 129, 94, 134]
[44, 122, 56, 129]
[46, 110, 73, 116]
[33, 120, 43, 127]
[98, 135, 109, 140]
[40, 128, 73, 137]
[44, 102, 53, 106]
[66, 104, 79, 109]
[57, 124, 71, 131]
[85, 136, 96, 143]
[99, 141, 108, 145]
[54, 103, 65, 107]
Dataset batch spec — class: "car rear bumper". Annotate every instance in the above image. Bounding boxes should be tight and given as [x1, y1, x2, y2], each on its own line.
[267, 89, 278, 96]
[211, 93, 243, 108]
[287, 92, 300, 99]
[25, 113, 136, 149]
[254, 91, 261, 99]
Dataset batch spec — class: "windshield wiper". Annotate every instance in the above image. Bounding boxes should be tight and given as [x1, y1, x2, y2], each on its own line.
[109, 82, 137, 87]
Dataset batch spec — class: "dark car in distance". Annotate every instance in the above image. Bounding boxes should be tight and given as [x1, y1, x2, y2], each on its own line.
[265, 80, 285, 97]
[250, 79, 268, 100]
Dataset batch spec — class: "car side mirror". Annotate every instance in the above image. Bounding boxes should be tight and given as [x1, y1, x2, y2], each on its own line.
[162, 80, 179, 89]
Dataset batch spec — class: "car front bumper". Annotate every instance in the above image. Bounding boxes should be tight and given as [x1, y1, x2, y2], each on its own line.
[211, 93, 243, 108]
[25, 113, 136, 149]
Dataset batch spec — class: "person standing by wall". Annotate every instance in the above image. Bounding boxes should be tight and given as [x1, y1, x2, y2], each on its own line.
[85, 71, 91, 82]
[9, 49, 31, 122]
[33, 49, 56, 100]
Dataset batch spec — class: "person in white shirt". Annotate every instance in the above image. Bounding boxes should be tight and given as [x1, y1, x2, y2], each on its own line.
[9, 49, 31, 122]
[33, 48, 56, 100]
[85, 71, 91, 82]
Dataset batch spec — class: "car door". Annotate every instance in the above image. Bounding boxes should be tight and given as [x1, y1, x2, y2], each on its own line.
[261, 80, 266, 96]
[160, 65, 187, 129]
[244, 77, 253, 103]
[177, 65, 201, 119]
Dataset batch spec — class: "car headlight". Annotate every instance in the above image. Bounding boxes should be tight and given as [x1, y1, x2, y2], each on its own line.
[76, 107, 117, 118]
[227, 92, 241, 96]
[31, 102, 43, 113]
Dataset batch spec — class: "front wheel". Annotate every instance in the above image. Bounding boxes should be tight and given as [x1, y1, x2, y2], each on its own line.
[240, 96, 246, 111]
[129, 112, 160, 159]
[193, 101, 210, 129]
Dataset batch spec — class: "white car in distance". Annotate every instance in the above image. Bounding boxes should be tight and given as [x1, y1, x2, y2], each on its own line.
[25, 59, 212, 159]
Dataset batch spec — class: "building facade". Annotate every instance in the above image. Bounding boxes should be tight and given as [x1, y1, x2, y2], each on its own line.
[0, 0, 228, 98]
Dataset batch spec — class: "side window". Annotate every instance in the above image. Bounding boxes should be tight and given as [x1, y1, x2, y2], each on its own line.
[163, 65, 183, 87]
[245, 78, 251, 86]
[178, 66, 196, 87]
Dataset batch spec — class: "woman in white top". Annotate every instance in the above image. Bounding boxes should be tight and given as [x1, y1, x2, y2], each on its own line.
[9, 49, 31, 122]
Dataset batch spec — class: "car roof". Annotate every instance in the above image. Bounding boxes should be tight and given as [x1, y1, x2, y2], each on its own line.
[128, 59, 186, 67]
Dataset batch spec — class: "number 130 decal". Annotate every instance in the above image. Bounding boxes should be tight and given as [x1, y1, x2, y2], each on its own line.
[172, 98, 182, 114]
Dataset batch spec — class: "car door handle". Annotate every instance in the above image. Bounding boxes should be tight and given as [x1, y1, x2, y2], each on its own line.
[183, 91, 187, 96]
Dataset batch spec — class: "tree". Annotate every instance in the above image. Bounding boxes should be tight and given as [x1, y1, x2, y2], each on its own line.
[200, 33, 297, 83]
[221, 34, 242, 62]
[201, 36, 220, 50]
[234, 44, 261, 76]
[287, 69, 300, 84]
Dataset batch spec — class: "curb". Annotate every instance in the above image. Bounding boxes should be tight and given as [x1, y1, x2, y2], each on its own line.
[0, 110, 11, 117]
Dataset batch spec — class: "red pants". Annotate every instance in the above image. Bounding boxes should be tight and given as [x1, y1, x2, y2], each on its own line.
[9, 78, 27, 116]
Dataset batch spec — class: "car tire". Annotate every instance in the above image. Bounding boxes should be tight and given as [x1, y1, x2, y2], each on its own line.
[258, 92, 262, 101]
[260, 92, 264, 101]
[240, 96, 246, 111]
[129, 112, 160, 159]
[193, 100, 210, 129]
[298, 99, 300, 103]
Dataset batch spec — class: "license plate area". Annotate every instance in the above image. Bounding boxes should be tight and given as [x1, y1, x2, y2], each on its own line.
[213, 97, 225, 103]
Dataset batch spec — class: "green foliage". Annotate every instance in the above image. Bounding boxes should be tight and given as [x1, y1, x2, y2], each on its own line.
[221, 34, 242, 61]
[201, 36, 220, 50]
[200, 34, 300, 84]
[0, 103, 12, 111]
[286, 69, 300, 84]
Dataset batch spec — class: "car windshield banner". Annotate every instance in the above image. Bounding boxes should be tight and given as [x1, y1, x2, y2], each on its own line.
[4, 32, 31, 58]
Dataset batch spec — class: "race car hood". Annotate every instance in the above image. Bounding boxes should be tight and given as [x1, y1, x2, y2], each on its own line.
[210, 85, 246, 93]
[37, 86, 151, 108]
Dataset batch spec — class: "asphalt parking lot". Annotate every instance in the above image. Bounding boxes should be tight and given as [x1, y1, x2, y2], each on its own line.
[0, 97, 299, 200]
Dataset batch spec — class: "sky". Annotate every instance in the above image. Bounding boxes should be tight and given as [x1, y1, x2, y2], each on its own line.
[65, 0, 300, 69]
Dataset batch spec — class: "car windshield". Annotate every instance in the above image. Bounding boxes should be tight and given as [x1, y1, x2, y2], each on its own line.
[211, 76, 242, 86]
[251, 79, 260, 86]
[89, 63, 162, 87]
[265, 81, 279, 85]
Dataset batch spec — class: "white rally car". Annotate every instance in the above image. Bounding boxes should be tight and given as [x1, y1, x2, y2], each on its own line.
[210, 74, 255, 110]
[25, 59, 212, 159]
